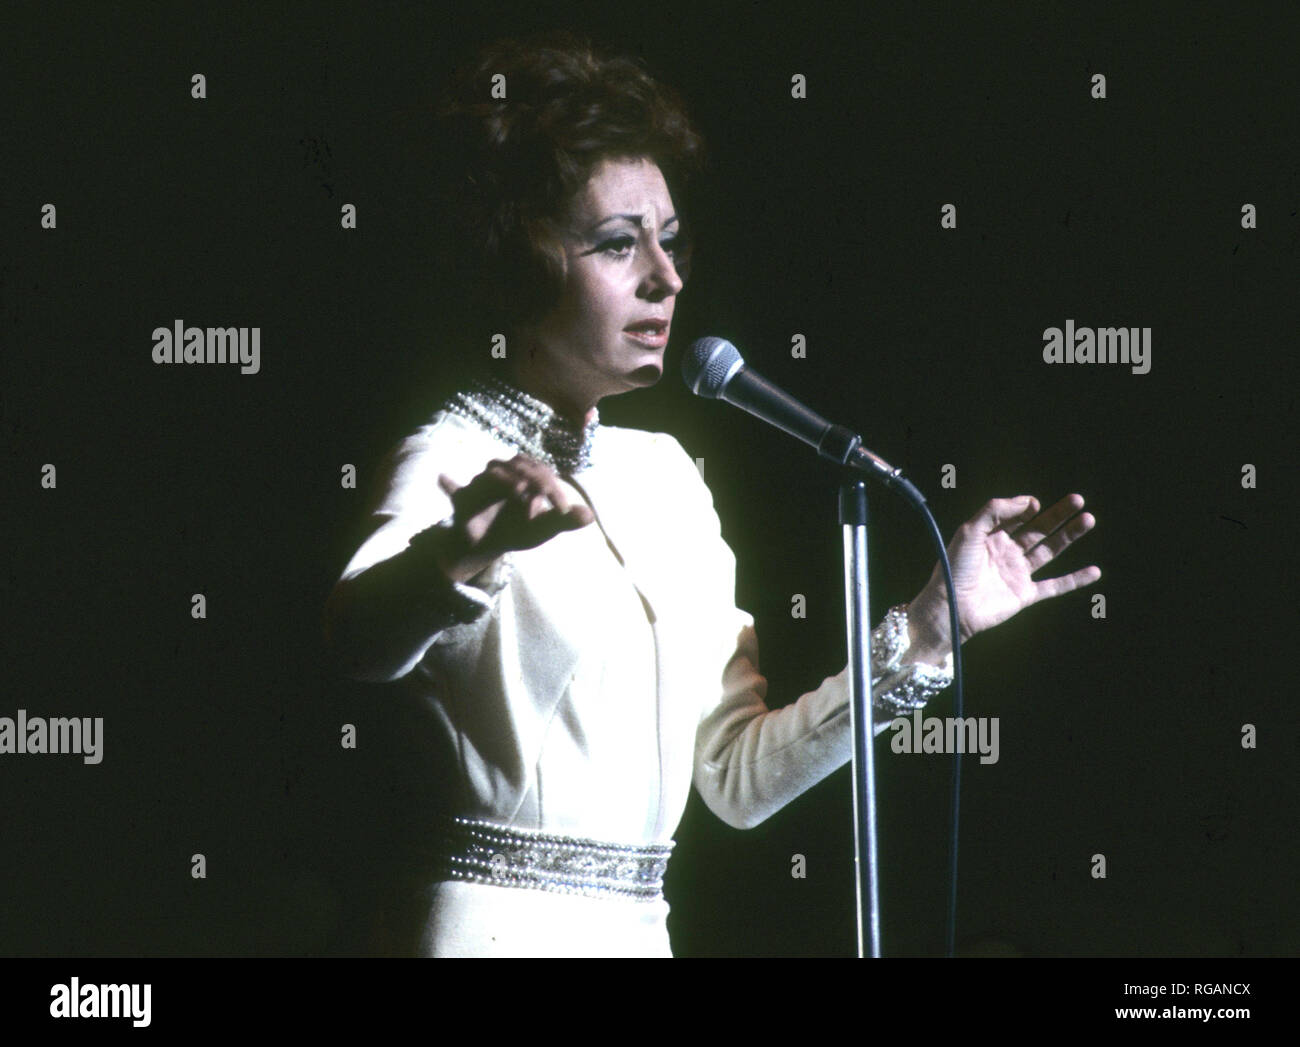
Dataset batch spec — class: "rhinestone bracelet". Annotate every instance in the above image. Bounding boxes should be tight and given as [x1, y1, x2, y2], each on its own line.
[871, 604, 955, 715]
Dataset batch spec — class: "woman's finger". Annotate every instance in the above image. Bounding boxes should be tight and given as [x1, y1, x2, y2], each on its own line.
[1031, 564, 1103, 603]
[969, 495, 1040, 536]
[1009, 493, 1086, 550]
[497, 456, 597, 529]
[526, 491, 554, 519]
[442, 468, 515, 518]
[506, 456, 573, 511]
[449, 455, 596, 549]
[1023, 510, 1097, 573]
[453, 460, 530, 515]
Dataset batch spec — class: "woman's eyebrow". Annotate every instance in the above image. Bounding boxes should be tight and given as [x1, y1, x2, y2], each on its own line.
[587, 212, 679, 232]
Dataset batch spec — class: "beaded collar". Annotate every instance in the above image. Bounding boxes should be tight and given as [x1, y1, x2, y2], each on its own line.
[442, 375, 599, 475]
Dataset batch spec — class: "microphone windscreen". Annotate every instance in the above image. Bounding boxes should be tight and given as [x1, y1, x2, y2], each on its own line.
[682, 337, 742, 398]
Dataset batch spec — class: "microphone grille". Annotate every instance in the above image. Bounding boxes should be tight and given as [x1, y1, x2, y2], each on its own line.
[682, 337, 742, 398]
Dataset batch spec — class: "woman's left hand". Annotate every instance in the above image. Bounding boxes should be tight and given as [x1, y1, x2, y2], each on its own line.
[906, 493, 1101, 660]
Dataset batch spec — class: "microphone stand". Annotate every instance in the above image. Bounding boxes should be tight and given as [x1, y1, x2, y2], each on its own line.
[682, 340, 955, 955]
[840, 477, 881, 958]
[683, 338, 937, 956]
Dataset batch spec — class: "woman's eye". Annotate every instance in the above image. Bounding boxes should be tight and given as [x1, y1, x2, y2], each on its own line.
[595, 235, 681, 259]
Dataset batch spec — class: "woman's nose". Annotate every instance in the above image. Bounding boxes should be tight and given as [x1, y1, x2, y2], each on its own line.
[641, 240, 683, 299]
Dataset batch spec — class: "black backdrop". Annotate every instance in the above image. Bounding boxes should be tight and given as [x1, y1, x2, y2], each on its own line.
[3, 1, 1296, 958]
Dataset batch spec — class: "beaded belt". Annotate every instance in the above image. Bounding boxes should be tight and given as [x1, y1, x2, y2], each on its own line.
[433, 817, 674, 901]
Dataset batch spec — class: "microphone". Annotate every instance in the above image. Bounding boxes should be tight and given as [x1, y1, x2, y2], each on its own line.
[682, 337, 925, 503]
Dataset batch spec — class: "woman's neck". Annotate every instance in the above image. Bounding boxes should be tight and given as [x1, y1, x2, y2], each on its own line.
[507, 363, 599, 428]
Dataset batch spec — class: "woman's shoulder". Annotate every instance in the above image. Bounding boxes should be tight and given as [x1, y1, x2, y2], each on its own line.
[594, 424, 696, 473]
[387, 409, 508, 463]
[379, 414, 705, 493]
[592, 424, 715, 507]
[367, 410, 508, 503]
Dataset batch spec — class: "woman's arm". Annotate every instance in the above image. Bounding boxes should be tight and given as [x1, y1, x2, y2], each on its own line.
[323, 437, 594, 683]
[678, 435, 1097, 829]
[693, 609, 952, 830]
[323, 522, 505, 683]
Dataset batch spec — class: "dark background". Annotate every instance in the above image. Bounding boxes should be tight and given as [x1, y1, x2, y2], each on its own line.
[2, 2, 1295, 957]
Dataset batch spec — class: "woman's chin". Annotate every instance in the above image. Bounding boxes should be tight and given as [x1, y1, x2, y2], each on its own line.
[628, 362, 663, 386]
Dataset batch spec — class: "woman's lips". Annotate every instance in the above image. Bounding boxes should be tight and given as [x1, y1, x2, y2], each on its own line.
[624, 321, 669, 348]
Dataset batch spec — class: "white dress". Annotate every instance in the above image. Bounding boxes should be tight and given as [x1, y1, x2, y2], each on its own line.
[331, 381, 951, 957]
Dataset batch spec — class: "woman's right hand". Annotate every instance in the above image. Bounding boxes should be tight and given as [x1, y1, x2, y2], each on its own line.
[431, 455, 596, 582]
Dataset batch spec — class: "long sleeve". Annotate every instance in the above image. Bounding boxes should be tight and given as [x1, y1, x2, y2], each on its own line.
[324, 419, 513, 682]
[693, 615, 949, 830]
[681, 446, 953, 831]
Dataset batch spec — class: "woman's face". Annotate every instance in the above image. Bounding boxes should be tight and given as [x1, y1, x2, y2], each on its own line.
[515, 156, 684, 418]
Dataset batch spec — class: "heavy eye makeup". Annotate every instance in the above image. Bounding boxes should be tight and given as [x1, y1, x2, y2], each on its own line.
[592, 234, 681, 258]
[576, 219, 682, 260]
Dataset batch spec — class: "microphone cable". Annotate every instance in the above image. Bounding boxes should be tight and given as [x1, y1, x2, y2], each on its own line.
[900, 490, 964, 960]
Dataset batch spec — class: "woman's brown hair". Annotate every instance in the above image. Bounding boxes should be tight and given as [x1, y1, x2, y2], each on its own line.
[433, 31, 705, 333]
